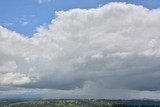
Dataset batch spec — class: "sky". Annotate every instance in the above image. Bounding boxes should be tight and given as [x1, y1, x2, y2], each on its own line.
[1, 0, 160, 99]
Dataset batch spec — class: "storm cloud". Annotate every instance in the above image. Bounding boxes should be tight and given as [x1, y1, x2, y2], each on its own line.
[1, 2, 160, 99]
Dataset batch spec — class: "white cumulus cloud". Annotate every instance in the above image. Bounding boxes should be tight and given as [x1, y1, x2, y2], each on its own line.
[1, 2, 160, 99]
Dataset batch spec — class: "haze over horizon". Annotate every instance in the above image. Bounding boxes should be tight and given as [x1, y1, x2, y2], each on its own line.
[1, 0, 160, 99]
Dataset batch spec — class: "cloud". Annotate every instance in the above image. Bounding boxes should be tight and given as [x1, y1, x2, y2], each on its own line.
[0, 61, 17, 73]
[35, 0, 52, 4]
[0, 73, 32, 85]
[1, 2, 160, 99]
[21, 22, 28, 26]
[4, 22, 14, 27]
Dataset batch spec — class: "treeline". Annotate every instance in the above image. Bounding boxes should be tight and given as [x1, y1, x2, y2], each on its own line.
[1, 100, 160, 107]
[95, 104, 160, 107]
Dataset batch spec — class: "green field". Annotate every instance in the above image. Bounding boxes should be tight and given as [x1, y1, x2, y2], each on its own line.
[0, 99, 160, 107]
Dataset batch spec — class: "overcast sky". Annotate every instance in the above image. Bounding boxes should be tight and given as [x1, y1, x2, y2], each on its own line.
[1, 0, 160, 99]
